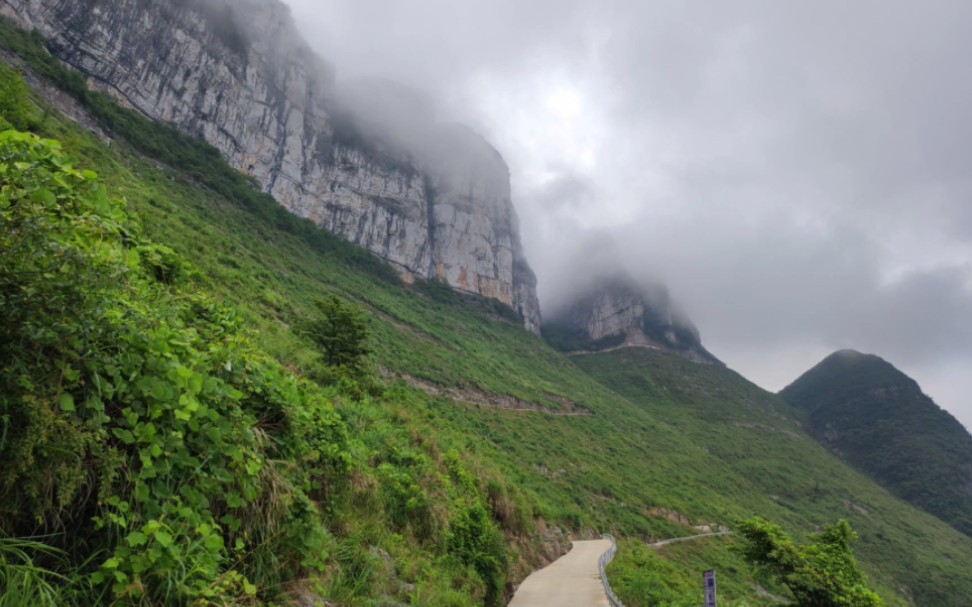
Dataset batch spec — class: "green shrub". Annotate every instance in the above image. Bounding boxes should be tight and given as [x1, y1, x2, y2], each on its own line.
[0, 63, 37, 131]
[0, 130, 351, 604]
[736, 517, 882, 607]
[447, 503, 507, 607]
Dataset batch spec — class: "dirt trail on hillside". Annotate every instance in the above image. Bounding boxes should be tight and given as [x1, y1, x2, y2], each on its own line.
[648, 530, 733, 548]
[395, 373, 592, 416]
[508, 539, 612, 607]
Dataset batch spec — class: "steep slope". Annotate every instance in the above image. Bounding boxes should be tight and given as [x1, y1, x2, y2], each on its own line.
[0, 77, 513, 606]
[781, 350, 972, 537]
[4, 18, 972, 607]
[574, 348, 972, 606]
[544, 275, 721, 365]
[0, 0, 542, 332]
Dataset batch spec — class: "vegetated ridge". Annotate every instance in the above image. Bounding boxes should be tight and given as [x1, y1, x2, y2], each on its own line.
[781, 349, 972, 538]
[3, 9, 972, 607]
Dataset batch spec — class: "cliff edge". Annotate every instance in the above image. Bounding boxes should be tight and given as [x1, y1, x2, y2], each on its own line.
[1, 0, 541, 332]
[543, 275, 721, 365]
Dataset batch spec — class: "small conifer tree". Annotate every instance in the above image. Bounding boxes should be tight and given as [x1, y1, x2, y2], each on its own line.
[304, 295, 370, 375]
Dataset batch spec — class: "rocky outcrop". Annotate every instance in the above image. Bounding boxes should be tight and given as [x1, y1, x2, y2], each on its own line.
[543, 275, 721, 364]
[0, 0, 541, 333]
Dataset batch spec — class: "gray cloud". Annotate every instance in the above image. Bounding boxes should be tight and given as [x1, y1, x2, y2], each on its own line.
[284, 0, 972, 429]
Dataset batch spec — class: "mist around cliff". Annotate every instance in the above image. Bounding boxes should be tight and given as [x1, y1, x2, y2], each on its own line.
[535, 233, 690, 334]
[282, 0, 972, 430]
[327, 78, 509, 186]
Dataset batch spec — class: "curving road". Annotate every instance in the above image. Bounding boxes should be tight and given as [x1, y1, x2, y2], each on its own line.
[508, 539, 613, 607]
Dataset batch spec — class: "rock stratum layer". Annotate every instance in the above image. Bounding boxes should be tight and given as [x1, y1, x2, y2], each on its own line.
[1, 0, 541, 333]
[543, 276, 721, 365]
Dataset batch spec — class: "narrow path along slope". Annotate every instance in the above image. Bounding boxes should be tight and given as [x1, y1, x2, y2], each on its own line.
[648, 531, 733, 548]
[509, 539, 613, 607]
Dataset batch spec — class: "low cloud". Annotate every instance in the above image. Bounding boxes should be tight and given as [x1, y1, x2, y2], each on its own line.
[284, 0, 972, 429]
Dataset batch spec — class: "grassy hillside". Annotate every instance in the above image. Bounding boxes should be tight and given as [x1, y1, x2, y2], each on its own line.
[3, 19, 972, 605]
[780, 350, 972, 538]
[574, 348, 972, 606]
[0, 59, 534, 606]
[607, 535, 788, 607]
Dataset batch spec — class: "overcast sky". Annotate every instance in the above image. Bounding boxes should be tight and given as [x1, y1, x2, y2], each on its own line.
[283, 0, 972, 431]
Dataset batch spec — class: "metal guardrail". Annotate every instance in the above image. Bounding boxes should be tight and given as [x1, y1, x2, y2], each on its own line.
[599, 534, 625, 607]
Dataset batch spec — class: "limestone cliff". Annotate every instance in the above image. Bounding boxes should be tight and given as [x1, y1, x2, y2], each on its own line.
[1, 0, 541, 333]
[543, 276, 721, 365]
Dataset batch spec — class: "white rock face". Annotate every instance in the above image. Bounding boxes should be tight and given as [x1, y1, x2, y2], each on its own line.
[546, 277, 721, 365]
[1, 0, 541, 333]
[585, 290, 649, 342]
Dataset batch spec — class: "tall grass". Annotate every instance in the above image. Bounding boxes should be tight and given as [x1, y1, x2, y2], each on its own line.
[0, 538, 81, 607]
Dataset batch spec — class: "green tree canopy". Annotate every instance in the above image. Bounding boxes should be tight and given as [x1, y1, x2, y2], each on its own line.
[304, 295, 371, 374]
[736, 517, 882, 607]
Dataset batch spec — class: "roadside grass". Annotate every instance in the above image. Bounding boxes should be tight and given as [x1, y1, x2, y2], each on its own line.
[608, 536, 789, 607]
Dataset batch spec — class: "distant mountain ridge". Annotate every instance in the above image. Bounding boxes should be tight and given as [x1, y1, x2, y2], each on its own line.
[543, 275, 722, 365]
[781, 350, 972, 537]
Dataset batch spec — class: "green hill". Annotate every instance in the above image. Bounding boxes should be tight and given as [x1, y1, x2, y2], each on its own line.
[780, 350, 972, 538]
[573, 347, 972, 605]
[2, 19, 972, 606]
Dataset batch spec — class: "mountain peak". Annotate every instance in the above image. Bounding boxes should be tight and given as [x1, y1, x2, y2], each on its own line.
[786, 350, 923, 400]
[542, 273, 721, 365]
[781, 350, 972, 537]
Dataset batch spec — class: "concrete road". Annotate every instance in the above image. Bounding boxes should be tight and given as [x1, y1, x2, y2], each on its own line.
[508, 539, 612, 607]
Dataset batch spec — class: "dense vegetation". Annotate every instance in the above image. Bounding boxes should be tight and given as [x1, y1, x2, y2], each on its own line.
[0, 128, 350, 604]
[3, 18, 972, 605]
[0, 63, 516, 606]
[781, 350, 972, 538]
[607, 517, 884, 607]
[736, 518, 881, 607]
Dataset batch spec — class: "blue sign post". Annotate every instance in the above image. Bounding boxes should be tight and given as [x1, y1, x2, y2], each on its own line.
[704, 569, 717, 607]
